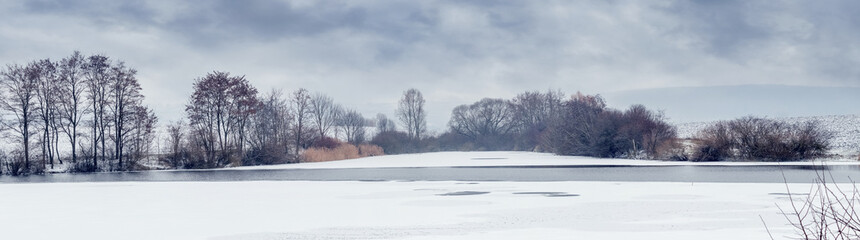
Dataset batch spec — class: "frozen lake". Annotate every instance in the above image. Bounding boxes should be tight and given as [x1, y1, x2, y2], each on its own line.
[2, 152, 853, 239]
[4, 165, 860, 183]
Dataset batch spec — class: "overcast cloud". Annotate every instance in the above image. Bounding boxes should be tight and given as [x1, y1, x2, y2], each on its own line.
[1, 0, 858, 130]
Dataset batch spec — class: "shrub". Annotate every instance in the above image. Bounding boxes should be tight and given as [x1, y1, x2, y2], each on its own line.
[371, 131, 417, 154]
[243, 143, 294, 166]
[311, 136, 341, 149]
[774, 171, 860, 239]
[543, 97, 678, 159]
[358, 144, 384, 156]
[302, 144, 360, 162]
[693, 117, 832, 161]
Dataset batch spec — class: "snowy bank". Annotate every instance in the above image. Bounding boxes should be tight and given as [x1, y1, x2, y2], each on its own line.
[233, 151, 860, 170]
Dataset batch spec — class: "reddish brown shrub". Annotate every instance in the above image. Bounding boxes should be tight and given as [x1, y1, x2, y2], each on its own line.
[311, 136, 341, 149]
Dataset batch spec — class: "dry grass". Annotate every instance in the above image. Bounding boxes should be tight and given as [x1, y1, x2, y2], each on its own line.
[301, 143, 385, 163]
[358, 144, 384, 157]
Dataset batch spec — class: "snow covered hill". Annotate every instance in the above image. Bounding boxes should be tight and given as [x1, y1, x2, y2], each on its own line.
[677, 114, 860, 156]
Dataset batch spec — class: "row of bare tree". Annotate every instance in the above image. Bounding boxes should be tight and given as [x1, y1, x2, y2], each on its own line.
[164, 72, 378, 169]
[2, 54, 833, 174]
[368, 90, 676, 159]
[0, 52, 157, 175]
[442, 91, 677, 158]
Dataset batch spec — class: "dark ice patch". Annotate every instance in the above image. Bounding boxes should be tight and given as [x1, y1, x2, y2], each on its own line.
[437, 191, 490, 196]
[514, 192, 579, 197]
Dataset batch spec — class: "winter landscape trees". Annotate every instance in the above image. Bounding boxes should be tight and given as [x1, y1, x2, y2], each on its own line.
[397, 88, 427, 140]
[184, 71, 259, 168]
[0, 53, 843, 175]
[0, 52, 157, 175]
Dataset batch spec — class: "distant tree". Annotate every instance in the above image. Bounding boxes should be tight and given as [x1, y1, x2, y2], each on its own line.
[34, 59, 60, 169]
[107, 61, 144, 170]
[185, 71, 259, 168]
[57, 51, 88, 164]
[247, 90, 293, 165]
[290, 88, 314, 158]
[375, 113, 396, 133]
[396, 88, 426, 140]
[126, 105, 157, 167]
[339, 109, 367, 144]
[620, 105, 677, 158]
[510, 90, 564, 151]
[0, 63, 39, 173]
[163, 120, 186, 168]
[371, 131, 412, 154]
[544, 92, 607, 156]
[309, 92, 342, 138]
[448, 98, 517, 150]
[84, 54, 111, 169]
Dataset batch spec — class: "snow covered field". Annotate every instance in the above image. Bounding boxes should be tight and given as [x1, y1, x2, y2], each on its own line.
[235, 151, 860, 171]
[1, 180, 809, 240]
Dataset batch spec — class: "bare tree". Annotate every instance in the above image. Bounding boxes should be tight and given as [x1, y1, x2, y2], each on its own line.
[544, 92, 607, 156]
[85, 54, 111, 169]
[614, 105, 678, 159]
[375, 113, 396, 133]
[290, 88, 313, 157]
[107, 61, 143, 170]
[309, 92, 342, 138]
[396, 88, 426, 140]
[339, 109, 367, 144]
[163, 120, 186, 168]
[57, 51, 88, 164]
[34, 59, 60, 169]
[185, 71, 259, 168]
[510, 90, 564, 150]
[0, 63, 39, 173]
[125, 104, 157, 168]
[247, 90, 293, 164]
[448, 98, 517, 150]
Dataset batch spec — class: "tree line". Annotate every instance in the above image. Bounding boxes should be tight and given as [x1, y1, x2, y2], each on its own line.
[371, 89, 833, 162]
[0, 53, 838, 175]
[372, 90, 680, 159]
[162, 72, 380, 169]
[0, 52, 156, 175]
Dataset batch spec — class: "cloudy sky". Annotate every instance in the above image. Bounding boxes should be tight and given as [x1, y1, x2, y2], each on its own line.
[1, 0, 858, 130]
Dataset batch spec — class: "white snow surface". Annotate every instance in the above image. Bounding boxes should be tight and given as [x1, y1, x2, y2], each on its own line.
[0, 180, 812, 240]
[233, 151, 860, 171]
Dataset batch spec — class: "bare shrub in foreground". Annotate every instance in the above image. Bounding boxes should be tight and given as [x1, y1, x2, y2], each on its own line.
[775, 172, 860, 240]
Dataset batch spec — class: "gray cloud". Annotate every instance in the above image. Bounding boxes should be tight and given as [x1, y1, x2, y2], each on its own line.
[1, 0, 859, 130]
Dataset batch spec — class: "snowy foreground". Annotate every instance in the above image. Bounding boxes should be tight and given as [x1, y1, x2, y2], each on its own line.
[5, 151, 854, 239]
[2, 180, 810, 240]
